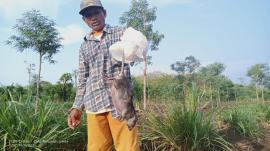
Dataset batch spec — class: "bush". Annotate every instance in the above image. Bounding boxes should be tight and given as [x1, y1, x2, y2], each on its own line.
[140, 104, 232, 151]
[259, 104, 270, 122]
[223, 108, 262, 139]
[0, 94, 86, 151]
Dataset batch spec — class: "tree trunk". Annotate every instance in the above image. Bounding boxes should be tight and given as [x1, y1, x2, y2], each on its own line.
[37, 54, 42, 98]
[255, 84, 259, 101]
[28, 64, 31, 86]
[35, 53, 42, 112]
[262, 86, 264, 103]
[142, 12, 148, 110]
[143, 57, 147, 110]
[73, 70, 78, 88]
[255, 74, 259, 101]
[261, 78, 265, 103]
[27, 64, 31, 92]
[210, 84, 213, 109]
[217, 89, 220, 107]
[63, 79, 67, 101]
[234, 88, 237, 102]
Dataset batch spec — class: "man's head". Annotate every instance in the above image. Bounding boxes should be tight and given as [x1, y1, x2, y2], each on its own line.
[80, 0, 106, 32]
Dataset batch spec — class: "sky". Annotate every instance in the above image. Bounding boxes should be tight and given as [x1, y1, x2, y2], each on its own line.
[0, 0, 269, 86]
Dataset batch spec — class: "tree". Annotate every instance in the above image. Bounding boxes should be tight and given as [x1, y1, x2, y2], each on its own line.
[24, 61, 35, 90]
[247, 63, 270, 102]
[6, 10, 62, 101]
[184, 56, 201, 74]
[171, 61, 186, 74]
[198, 63, 226, 107]
[171, 56, 201, 74]
[171, 56, 201, 101]
[56, 73, 73, 101]
[72, 69, 78, 88]
[120, 0, 164, 110]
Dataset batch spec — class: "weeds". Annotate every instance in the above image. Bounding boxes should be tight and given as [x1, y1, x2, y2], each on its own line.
[223, 108, 262, 139]
[259, 104, 270, 122]
[140, 83, 232, 151]
[0, 92, 86, 151]
[141, 104, 232, 151]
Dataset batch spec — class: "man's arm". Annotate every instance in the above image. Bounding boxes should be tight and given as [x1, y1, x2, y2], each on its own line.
[68, 45, 89, 129]
[72, 45, 89, 111]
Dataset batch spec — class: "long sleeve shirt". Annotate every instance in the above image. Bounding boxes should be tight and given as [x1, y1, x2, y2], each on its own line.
[72, 24, 131, 118]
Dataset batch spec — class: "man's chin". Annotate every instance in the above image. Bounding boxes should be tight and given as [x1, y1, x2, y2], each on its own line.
[92, 25, 105, 32]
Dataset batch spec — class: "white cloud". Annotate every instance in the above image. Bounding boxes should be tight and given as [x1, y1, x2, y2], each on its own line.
[57, 24, 86, 46]
[0, 0, 62, 20]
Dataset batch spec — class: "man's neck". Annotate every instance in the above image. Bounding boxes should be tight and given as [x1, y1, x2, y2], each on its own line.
[93, 31, 103, 37]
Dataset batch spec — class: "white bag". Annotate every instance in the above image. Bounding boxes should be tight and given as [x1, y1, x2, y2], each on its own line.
[109, 27, 148, 63]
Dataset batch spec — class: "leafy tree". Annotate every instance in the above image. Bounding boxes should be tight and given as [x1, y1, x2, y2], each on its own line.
[171, 56, 201, 98]
[56, 73, 74, 101]
[199, 62, 225, 77]
[171, 56, 201, 74]
[4, 84, 27, 101]
[247, 63, 270, 101]
[171, 61, 186, 74]
[198, 63, 227, 106]
[184, 56, 201, 74]
[6, 10, 62, 100]
[120, 0, 164, 109]
[40, 81, 56, 101]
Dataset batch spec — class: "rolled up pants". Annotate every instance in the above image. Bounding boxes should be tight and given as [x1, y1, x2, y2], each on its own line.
[87, 112, 140, 151]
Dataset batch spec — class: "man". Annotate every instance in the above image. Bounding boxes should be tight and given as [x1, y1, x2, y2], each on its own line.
[67, 0, 140, 151]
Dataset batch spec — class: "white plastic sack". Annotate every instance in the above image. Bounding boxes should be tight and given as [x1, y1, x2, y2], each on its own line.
[109, 27, 148, 63]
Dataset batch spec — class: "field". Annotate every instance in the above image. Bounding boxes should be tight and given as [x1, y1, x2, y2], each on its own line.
[1, 88, 270, 151]
[1, 71, 270, 151]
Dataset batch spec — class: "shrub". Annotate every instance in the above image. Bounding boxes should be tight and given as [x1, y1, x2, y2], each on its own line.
[0, 93, 86, 151]
[223, 108, 262, 139]
[140, 104, 232, 151]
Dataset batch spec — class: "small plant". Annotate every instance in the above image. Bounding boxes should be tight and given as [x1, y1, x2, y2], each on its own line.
[0, 92, 85, 151]
[259, 104, 270, 122]
[223, 108, 262, 139]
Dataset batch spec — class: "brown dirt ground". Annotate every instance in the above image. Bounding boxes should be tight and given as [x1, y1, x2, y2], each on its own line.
[222, 124, 270, 151]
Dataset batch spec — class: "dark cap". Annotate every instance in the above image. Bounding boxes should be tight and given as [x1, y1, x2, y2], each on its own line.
[79, 0, 103, 15]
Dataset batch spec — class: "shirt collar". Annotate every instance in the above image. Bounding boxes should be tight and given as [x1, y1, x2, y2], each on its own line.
[84, 24, 112, 41]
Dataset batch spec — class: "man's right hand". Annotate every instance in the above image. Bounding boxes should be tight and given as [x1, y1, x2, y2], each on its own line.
[67, 108, 82, 129]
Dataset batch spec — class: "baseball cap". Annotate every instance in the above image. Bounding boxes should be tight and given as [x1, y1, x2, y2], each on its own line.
[79, 0, 103, 15]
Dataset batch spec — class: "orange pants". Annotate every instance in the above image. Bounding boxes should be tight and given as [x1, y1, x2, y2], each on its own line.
[87, 112, 140, 151]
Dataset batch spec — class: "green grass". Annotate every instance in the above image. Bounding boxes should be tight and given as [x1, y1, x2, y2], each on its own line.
[265, 109, 270, 122]
[0, 92, 87, 151]
[140, 104, 232, 151]
[258, 104, 270, 122]
[1, 85, 269, 151]
[223, 107, 262, 139]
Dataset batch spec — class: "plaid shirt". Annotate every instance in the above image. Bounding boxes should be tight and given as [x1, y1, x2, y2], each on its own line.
[72, 24, 131, 118]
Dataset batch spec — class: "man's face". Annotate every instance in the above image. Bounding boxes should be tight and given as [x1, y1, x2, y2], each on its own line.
[82, 7, 106, 32]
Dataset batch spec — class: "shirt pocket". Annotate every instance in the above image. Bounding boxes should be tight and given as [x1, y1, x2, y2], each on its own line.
[88, 74, 105, 92]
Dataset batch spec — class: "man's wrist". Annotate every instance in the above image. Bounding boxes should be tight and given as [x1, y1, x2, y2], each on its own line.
[68, 108, 82, 115]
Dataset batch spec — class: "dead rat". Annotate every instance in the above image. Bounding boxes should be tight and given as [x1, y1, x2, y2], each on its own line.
[108, 54, 138, 131]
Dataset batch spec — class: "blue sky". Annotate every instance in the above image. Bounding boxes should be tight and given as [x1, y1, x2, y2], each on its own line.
[0, 0, 269, 86]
